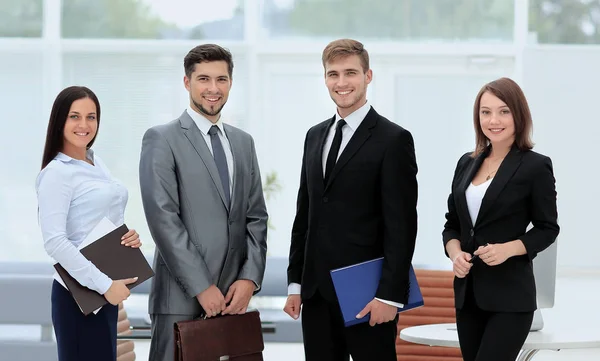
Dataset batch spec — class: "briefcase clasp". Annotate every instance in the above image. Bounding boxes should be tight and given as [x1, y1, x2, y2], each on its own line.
[219, 356, 229, 360]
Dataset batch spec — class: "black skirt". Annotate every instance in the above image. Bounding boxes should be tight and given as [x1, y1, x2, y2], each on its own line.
[51, 280, 118, 361]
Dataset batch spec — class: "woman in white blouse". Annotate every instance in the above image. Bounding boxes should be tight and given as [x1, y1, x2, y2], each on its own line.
[36, 86, 142, 361]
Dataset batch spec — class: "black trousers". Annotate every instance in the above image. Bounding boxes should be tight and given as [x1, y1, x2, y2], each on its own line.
[51, 280, 118, 361]
[301, 290, 398, 361]
[455, 278, 534, 361]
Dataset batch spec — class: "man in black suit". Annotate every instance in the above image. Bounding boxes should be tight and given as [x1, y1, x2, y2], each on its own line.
[283, 38, 418, 361]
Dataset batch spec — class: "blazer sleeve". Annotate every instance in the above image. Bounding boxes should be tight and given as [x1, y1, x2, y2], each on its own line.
[287, 131, 310, 286]
[442, 153, 470, 257]
[237, 137, 268, 290]
[139, 127, 212, 299]
[519, 156, 560, 260]
[375, 129, 418, 304]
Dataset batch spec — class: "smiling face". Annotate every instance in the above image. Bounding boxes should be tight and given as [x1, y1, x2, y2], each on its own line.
[478, 91, 515, 148]
[62, 97, 98, 154]
[324, 54, 372, 118]
[184, 60, 231, 123]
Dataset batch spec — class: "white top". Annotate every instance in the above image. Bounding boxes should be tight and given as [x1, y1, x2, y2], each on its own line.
[400, 323, 600, 350]
[465, 178, 492, 225]
[186, 106, 234, 191]
[36, 150, 128, 294]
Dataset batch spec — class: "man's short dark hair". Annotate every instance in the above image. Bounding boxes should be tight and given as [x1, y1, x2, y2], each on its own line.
[184, 44, 234, 78]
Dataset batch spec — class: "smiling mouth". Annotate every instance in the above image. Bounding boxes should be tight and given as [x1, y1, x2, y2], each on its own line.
[336, 90, 353, 96]
[204, 96, 221, 103]
[74, 132, 89, 136]
[489, 128, 505, 134]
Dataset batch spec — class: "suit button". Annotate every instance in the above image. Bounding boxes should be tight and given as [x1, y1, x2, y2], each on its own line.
[323, 197, 328, 203]
[229, 220, 234, 225]
[470, 229, 474, 237]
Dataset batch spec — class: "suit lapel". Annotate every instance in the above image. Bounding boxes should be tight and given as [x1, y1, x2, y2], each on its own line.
[310, 118, 333, 194]
[180, 111, 230, 211]
[475, 146, 523, 225]
[324, 108, 376, 192]
[456, 147, 488, 229]
[224, 124, 241, 212]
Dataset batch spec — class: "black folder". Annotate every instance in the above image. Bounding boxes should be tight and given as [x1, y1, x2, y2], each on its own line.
[54, 224, 154, 315]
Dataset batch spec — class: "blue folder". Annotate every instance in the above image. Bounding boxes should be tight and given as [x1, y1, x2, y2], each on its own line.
[330, 257, 424, 327]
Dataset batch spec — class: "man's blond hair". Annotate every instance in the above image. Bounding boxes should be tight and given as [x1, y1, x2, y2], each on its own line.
[322, 39, 369, 72]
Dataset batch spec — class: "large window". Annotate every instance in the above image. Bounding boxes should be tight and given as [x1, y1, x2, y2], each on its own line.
[0, 0, 43, 37]
[529, 0, 600, 44]
[262, 0, 515, 42]
[61, 0, 245, 40]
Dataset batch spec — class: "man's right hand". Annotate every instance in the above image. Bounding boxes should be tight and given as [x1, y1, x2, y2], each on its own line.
[452, 251, 473, 278]
[283, 294, 302, 320]
[104, 277, 138, 305]
[196, 285, 226, 318]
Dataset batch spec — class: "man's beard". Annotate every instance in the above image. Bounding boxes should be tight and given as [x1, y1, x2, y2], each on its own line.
[192, 96, 226, 118]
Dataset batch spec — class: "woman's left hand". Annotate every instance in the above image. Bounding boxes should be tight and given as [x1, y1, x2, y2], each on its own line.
[474, 243, 511, 266]
[121, 229, 142, 248]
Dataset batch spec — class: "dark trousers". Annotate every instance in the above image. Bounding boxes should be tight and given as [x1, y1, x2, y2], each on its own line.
[456, 278, 534, 361]
[51, 280, 118, 361]
[301, 290, 398, 361]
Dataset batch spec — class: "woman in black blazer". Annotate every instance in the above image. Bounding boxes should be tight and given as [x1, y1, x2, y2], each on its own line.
[442, 77, 559, 361]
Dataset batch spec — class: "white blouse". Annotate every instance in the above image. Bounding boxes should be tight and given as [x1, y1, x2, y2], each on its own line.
[36, 150, 128, 294]
[465, 178, 492, 226]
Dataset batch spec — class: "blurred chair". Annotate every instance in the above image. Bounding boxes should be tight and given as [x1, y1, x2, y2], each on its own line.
[117, 303, 136, 361]
[396, 269, 462, 361]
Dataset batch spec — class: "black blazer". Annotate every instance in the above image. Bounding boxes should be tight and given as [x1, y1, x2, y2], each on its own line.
[287, 107, 418, 304]
[442, 145, 559, 312]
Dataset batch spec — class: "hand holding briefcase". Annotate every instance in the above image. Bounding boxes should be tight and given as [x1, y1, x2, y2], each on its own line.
[174, 310, 264, 361]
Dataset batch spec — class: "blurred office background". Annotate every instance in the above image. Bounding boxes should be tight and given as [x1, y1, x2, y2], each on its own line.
[1, 0, 600, 359]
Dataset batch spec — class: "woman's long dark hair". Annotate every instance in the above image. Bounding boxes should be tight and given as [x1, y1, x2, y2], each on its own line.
[41, 86, 101, 169]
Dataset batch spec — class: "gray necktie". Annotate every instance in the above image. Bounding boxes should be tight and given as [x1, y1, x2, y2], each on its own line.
[208, 125, 230, 205]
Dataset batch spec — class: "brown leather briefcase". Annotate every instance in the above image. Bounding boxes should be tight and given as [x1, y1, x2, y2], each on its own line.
[174, 310, 264, 361]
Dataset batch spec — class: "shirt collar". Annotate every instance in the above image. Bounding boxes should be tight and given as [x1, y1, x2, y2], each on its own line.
[186, 105, 226, 136]
[55, 149, 95, 163]
[334, 100, 371, 131]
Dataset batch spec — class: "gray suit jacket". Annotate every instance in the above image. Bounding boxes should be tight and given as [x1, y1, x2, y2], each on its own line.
[139, 110, 268, 315]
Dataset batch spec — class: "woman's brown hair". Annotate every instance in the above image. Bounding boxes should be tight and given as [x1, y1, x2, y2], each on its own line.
[472, 77, 534, 156]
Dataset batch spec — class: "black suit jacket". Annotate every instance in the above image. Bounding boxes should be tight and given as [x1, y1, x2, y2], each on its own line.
[287, 107, 418, 304]
[442, 145, 559, 312]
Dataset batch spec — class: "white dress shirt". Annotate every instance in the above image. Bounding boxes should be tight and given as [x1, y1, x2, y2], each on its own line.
[288, 100, 404, 309]
[36, 150, 128, 295]
[186, 106, 234, 192]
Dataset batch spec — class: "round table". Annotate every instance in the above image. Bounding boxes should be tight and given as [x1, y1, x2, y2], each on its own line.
[400, 323, 600, 361]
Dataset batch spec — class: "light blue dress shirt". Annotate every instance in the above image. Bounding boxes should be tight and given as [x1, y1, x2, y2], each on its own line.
[36, 150, 128, 295]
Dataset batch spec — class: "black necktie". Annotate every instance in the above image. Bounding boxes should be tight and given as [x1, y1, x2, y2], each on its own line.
[324, 119, 346, 184]
[208, 125, 230, 205]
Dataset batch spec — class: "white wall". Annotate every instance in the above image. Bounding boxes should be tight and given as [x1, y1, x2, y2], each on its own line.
[522, 46, 600, 271]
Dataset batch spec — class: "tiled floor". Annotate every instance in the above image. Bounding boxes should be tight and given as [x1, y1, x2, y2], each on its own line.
[129, 275, 600, 361]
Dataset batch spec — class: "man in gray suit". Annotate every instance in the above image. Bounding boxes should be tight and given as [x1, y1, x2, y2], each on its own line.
[139, 44, 268, 361]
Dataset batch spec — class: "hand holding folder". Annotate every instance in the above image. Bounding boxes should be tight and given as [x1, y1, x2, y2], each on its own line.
[330, 257, 424, 327]
[54, 218, 154, 315]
